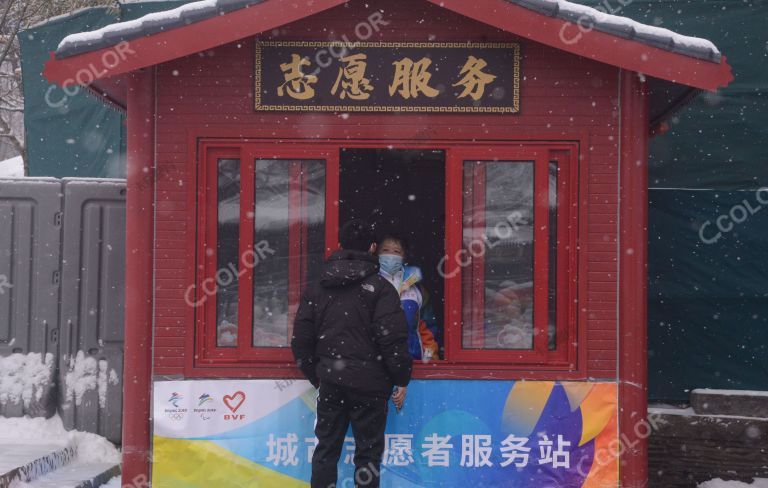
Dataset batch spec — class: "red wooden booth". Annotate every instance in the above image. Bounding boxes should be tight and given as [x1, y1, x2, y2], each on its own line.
[45, 0, 732, 486]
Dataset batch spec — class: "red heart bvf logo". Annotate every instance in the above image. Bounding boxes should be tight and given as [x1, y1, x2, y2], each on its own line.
[223, 391, 246, 413]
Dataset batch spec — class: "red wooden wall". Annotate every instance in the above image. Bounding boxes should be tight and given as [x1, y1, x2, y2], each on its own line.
[151, 0, 620, 379]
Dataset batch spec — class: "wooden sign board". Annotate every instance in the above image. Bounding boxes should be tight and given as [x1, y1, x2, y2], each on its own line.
[255, 41, 521, 113]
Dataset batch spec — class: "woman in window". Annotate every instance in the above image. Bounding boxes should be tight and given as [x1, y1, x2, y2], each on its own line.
[376, 232, 440, 361]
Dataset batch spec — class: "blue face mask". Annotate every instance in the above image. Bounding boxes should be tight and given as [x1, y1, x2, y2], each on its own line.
[379, 254, 404, 275]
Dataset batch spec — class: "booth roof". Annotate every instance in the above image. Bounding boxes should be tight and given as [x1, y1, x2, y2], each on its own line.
[55, 0, 722, 64]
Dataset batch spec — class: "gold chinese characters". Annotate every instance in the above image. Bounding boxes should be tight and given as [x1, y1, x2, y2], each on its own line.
[277, 54, 318, 100]
[277, 53, 497, 102]
[331, 53, 374, 100]
[453, 56, 497, 101]
[389, 57, 439, 100]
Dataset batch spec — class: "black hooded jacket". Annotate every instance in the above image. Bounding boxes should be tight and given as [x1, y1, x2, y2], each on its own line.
[291, 249, 413, 398]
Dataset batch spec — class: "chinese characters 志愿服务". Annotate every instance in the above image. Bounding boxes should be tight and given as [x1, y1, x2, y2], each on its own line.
[277, 53, 497, 102]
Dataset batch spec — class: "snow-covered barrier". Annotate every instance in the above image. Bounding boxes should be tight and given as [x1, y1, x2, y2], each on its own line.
[58, 179, 125, 445]
[0, 178, 125, 444]
[0, 353, 56, 417]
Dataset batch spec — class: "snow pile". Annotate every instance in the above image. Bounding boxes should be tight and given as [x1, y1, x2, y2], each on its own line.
[0, 155, 24, 177]
[693, 388, 768, 397]
[649, 405, 766, 422]
[101, 476, 121, 488]
[0, 353, 55, 408]
[0, 415, 121, 465]
[0, 415, 69, 442]
[698, 479, 768, 487]
[63, 351, 120, 408]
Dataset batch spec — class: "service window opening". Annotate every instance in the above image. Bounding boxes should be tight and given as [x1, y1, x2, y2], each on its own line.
[197, 142, 577, 372]
[339, 148, 446, 360]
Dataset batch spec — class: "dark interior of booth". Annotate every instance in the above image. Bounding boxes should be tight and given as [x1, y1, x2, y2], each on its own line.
[339, 148, 446, 344]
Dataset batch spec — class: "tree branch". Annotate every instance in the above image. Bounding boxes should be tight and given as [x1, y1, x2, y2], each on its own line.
[0, 115, 24, 155]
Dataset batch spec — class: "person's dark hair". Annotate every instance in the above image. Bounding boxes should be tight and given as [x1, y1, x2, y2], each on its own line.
[339, 220, 376, 252]
[376, 231, 409, 255]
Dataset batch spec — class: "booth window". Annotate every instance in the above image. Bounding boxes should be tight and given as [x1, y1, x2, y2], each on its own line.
[200, 146, 329, 364]
[251, 159, 326, 349]
[215, 158, 240, 347]
[198, 143, 577, 371]
[448, 147, 576, 366]
[548, 161, 559, 351]
[462, 160, 537, 351]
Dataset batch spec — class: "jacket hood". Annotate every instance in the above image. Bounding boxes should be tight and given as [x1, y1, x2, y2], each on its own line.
[321, 250, 379, 288]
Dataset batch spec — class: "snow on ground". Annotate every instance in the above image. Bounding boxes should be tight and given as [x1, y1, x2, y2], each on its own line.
[9, 462, 120, 488]
[698, 479, 768, 487]
[0, 415, 121, 465]
[0, 415, 120, 487]
[0, 155, 24, 177]
[0, 353, 55, 409]
[693, 388, 768, 397]
[100, 476, 121, 488]
[0, 442, 71, 480]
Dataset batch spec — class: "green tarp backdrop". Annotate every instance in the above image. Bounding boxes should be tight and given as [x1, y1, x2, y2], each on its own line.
[593, 0, 768, 401]
[18, 0, 768, 401]
[20, 7, 122, 178]
[19, 1, 186, 178]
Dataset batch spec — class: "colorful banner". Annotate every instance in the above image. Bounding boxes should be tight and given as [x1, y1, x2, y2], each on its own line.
[152, 379, 618, 487]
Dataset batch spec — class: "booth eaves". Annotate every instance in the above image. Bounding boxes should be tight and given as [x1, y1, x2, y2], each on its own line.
[43, 0, 734, 133]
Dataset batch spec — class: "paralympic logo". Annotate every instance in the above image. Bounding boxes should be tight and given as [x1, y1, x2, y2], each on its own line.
[198, 393, 213, 407]
[194, 393, 216, 420]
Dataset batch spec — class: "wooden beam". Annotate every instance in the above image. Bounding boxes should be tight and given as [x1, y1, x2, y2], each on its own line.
[122, 67, 155, 487]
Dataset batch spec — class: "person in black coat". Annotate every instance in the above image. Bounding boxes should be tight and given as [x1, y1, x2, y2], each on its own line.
[292, 220, 412, 488]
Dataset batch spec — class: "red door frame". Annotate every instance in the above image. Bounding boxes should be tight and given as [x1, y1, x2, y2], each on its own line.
[189, 139, 584, 380]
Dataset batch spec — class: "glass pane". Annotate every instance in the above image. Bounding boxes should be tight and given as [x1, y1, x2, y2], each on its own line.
[462, 161, 534, 350]
[548, 161, 558, 350]
[253, 159, 326, 348]
[216, 158, 240, 347]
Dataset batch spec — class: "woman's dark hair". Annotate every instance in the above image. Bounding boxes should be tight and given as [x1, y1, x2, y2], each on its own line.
[339, 220, 375, 252]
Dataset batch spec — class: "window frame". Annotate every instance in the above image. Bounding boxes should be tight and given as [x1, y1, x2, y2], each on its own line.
[195, 142, 339, 366]
[445, 146, 579, 368]
[193, 140, 579, 375]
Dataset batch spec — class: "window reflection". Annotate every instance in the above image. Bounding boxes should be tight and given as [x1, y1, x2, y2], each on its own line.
[216, 158, 240, 347]
[548, 161, 558, 350]
[462, 161, 535, 350]
[253, 159, 326, 348]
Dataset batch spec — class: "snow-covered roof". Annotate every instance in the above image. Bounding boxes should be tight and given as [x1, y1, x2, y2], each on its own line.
[512, 0, 720, 62]
[56, 0, 264, 59]
[55, 0, 722, 63]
